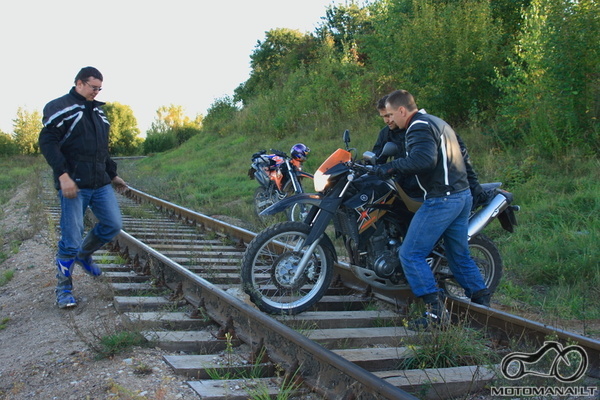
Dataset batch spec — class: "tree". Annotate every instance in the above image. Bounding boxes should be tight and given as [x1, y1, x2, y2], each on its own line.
[0, 131, 20, 156]
[234, 28, 318, 104]
[12, 107, 42, 154]
[146, 104, 202, 136]
[144, 105, 202, 153]
[315, 1, 374, 63]
[102, 102, 144, 155]
[495, 0, 600, 154]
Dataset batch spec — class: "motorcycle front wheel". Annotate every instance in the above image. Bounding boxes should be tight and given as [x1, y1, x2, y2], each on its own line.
[438, 233, 503, 300]
[241, 221, 334, 315]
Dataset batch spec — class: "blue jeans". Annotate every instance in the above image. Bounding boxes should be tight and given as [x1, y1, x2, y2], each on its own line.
[57, 184, 123, 259]
[399, 189, 487, 298]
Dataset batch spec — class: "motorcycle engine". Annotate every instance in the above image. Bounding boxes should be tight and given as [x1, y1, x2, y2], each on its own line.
[367, 227, 402, 281]
[373, 250, 400, 278]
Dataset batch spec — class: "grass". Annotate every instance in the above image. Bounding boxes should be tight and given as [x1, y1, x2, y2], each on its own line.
[94, 331, 148, 359]
[0, 316, 10, 330]
[0, 269, 15, 286]
[399, 323, 496, 370]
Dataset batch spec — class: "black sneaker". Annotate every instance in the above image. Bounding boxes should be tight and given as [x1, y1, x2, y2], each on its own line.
[408, 307, 450, 330]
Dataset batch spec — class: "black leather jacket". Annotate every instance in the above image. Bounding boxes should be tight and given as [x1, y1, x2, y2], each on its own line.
[372, 126, 405, 163]
[387, 110, 470, 199]
[39, 87, 117, 190]
[372, 126, 423, 199]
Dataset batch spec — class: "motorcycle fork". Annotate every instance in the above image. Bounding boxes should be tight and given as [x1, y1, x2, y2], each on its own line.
[290, 177, 353, 284]
[285, 160, 303, 194]
[290, 237, 324, 285]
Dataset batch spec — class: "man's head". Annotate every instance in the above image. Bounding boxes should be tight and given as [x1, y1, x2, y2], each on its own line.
[377, 95, 398, 130]
[385, 90, 418, 129]
[74, 66, 103, 101]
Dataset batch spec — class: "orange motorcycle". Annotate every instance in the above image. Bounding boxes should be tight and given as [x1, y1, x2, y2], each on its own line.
[248, 143, 313, 221]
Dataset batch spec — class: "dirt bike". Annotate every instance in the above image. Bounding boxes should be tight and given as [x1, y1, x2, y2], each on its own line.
[248, 143, 313, 222]
[241, 130, 519, 315]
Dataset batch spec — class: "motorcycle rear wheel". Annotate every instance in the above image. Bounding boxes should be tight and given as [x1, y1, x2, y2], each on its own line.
[439, 233, 503, 300]
[286, 202, 311, 222]
[241, 221, 334, 315]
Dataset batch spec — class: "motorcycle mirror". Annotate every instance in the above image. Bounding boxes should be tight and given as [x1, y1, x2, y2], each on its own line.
[381, 142, 399, 157]
[343, 130, 351, 146]
[362, 150, 377, 165]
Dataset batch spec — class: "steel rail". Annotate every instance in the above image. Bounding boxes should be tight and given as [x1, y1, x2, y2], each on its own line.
[124, 187, 257, 244]
[113, 229, 419, 400]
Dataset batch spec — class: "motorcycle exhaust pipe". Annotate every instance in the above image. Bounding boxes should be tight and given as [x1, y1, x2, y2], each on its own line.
[468, 191, 513, 239]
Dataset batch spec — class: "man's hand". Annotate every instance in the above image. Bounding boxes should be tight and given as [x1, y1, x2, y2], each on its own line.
[59, 173, 79, 198]
[374, 164, 396, 180]
[112, 176, 128, 194]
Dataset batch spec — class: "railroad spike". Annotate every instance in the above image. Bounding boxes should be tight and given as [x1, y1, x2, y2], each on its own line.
[214, 316, 237, 340]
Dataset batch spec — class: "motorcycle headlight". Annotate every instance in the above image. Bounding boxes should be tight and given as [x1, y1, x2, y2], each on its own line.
[313, 170, 330, 192]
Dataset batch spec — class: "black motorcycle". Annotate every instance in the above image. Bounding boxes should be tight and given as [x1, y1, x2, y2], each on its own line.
[241, 131, 518, 315]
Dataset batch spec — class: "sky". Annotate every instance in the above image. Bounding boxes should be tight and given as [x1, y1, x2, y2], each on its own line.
[0, 0, 339, 135]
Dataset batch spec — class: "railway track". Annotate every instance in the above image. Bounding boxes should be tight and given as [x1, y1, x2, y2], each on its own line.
[44, 185, 599, 400]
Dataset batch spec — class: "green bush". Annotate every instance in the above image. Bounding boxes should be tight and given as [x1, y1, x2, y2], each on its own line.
[142, 132, 177, 154]
[0, 134, 20, 156]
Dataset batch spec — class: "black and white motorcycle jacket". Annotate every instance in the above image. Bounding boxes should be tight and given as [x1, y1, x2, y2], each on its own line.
[39, 87, 117, 190]
[387, 109, 470, 200]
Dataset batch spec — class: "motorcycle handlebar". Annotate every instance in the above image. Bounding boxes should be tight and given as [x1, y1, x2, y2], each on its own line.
[270, 149, 288, 158]
[346, 161, 374, 175]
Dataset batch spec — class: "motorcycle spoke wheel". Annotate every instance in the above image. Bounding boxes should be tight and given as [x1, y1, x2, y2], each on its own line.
[241, 222, 333, 315]
[254, 187, 276, 218]
[440, 234, 503, 300]
[287, 203, 311, 222]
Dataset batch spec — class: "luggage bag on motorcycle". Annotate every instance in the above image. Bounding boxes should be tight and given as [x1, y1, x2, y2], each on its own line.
[248, 151, 272, 187]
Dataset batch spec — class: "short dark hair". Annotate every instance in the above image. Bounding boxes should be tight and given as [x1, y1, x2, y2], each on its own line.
[377, 95, 389, 110]
[74, 66, 103, 84]
[386, 90, 417, 111]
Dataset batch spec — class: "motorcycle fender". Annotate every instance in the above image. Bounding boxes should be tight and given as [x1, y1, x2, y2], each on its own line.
[498, 205, 519, 233]
[296, 170, 314, 179]
[259, 193, 323, 216]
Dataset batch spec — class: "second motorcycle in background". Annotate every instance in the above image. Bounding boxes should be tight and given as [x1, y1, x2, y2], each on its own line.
[248, 143, 313, 222]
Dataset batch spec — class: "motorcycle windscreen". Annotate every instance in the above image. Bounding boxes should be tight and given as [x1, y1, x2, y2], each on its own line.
[314, 148, 352, 192]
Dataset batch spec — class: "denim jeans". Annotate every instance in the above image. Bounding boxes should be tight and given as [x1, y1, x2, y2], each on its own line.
[399, 189, 487, 298]
[57, 184, 123, 259]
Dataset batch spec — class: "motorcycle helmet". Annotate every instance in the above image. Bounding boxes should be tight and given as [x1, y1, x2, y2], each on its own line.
[290, 143, 310, 162]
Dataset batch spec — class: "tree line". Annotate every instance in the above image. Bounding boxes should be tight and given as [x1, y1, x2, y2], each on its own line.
[2, 0, 598, 157]
[0, 104, 202, 156]
[203, 0, 598, 157]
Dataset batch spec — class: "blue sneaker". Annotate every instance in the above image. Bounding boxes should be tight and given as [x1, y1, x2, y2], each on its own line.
[56, 258, 75, 278]
[56, 290, 77, 308]
[74, 255, 102, 276]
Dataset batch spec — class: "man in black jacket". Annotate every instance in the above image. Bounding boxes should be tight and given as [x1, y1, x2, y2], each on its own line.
[372, 95, 422, 201]
[373, 95, 488, 206]
[375, 90, 491, 329]
[39, 66, 126, 309]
